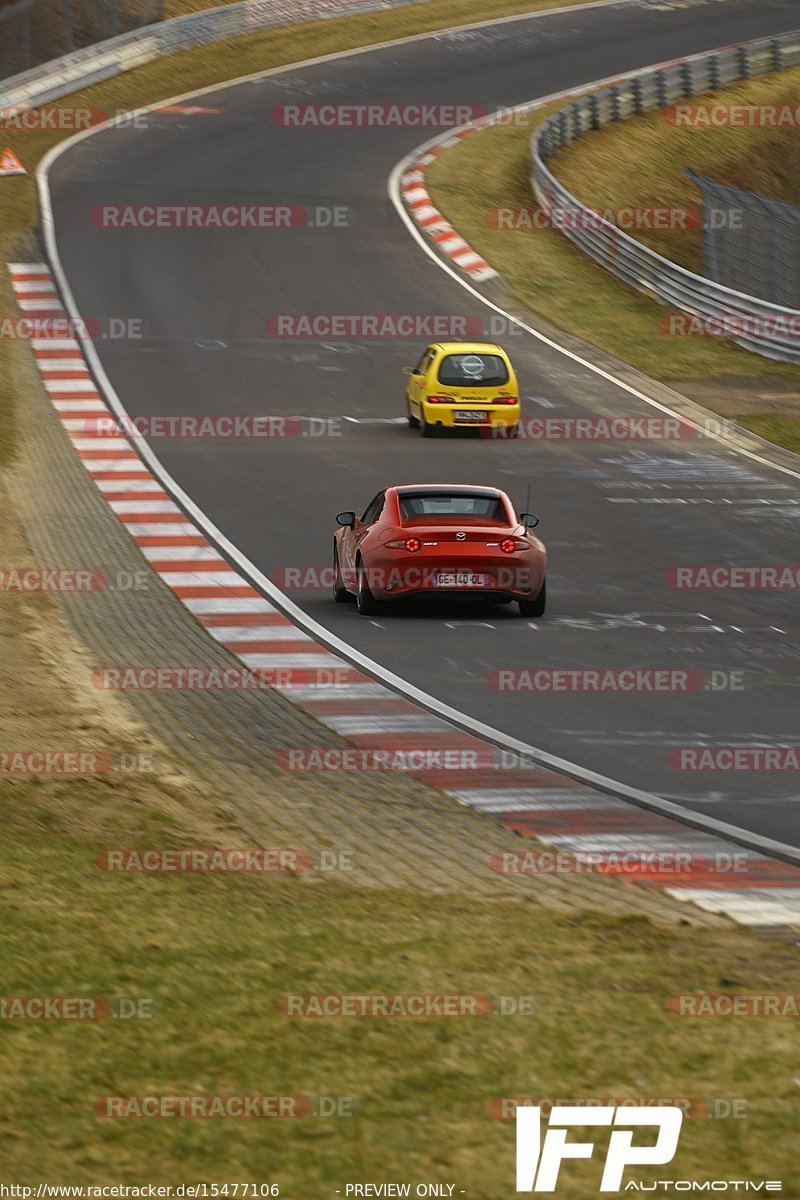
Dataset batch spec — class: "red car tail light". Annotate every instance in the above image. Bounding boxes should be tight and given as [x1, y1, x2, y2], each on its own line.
[405, 537, 421, 552]
[497, 396, 518, 405]
[426, 395, 451, 404]
[500, 538, 516, 553]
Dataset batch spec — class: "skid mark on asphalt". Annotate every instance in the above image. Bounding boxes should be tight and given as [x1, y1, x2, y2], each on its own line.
[11, 259, 800, 932]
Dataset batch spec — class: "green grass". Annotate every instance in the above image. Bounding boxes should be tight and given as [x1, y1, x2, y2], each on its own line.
[2, 780, 800, 1187]
[737, 414, 800, 453]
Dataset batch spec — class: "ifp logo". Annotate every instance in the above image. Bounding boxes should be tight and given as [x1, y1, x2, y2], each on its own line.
[516, 1105, 683, 1192]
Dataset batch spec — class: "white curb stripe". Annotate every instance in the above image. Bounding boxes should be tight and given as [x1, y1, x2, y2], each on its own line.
[209, 625, 315, 643]
[183, 596, 278, 614]
[109, 500, 183, 514]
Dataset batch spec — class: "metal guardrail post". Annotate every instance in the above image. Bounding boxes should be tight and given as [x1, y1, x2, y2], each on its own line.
[656, 69, 667, 107]
[681, 61, 693, 97]
[737, 44, 750, 79]
[709, 52, 720, 89]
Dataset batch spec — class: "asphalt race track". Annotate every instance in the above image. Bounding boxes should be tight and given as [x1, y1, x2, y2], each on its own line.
[46, 0, 800, 846]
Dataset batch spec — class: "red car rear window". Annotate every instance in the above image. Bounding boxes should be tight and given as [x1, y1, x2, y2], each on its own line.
[399, 493, 505, 520]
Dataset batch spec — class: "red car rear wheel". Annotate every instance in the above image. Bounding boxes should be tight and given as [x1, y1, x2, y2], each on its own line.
[356, 557, 381, 615]
[333, 544, 348, 603]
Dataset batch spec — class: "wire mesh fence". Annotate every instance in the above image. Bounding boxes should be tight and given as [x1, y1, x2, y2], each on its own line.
[0, 0, 166, 80]
[687, 170, 800, 310]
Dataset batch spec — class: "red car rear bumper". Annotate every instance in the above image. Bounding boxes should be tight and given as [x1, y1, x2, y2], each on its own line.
[361, 548, 545, 600]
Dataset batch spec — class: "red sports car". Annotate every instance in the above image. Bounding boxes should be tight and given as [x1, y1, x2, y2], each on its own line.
[333, 484, 546, 617]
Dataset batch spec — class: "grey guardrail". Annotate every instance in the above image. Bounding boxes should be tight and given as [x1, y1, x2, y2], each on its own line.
[0, 0, 416, 114]
[531, 30, 800, 363]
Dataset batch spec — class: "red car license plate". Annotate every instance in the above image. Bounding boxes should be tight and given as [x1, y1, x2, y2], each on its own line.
[434, 571, 490, 588]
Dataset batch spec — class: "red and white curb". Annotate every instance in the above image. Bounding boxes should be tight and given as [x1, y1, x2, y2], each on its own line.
[11, 261, 800, 929]
[399, 129, 498, 282]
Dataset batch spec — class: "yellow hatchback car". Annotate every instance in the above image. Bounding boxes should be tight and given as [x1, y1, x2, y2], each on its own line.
[404, 341, 520, 437]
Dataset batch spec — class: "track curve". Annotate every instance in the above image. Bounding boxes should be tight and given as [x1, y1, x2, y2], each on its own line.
[44, 0, 800, 846]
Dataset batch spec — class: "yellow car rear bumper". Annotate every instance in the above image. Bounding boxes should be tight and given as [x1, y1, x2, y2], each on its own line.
[420, 404, 520, 430]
